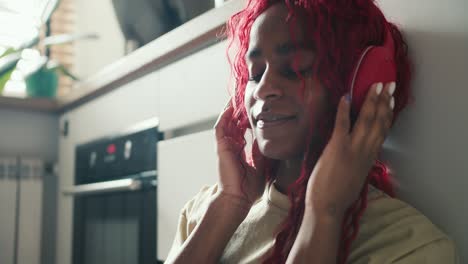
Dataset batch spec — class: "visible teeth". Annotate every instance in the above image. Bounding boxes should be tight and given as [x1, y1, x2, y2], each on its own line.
[257, 116, 293, 127]
[263, 116, 286, 122]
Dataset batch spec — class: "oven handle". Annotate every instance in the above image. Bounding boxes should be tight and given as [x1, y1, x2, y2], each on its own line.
[63, 178, 142, 196]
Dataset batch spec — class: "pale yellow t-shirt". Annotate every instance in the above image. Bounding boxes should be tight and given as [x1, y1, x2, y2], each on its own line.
[166, 182, 458, 263]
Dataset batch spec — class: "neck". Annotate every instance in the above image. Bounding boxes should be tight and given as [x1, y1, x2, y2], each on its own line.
[274, 158, 303, 194]
[273, 137, 324, 194]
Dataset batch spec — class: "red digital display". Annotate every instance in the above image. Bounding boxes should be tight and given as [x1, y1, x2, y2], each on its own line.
[106, 144, 116, 154]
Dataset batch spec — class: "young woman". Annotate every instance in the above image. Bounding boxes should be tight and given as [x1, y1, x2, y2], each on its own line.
[165, 0, 457, 263]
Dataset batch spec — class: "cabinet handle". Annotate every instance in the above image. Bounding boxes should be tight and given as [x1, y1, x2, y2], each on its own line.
[63, 178, 142, 196]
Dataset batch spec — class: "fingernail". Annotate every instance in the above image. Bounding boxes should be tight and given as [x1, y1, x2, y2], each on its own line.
[376, 83, 383, 95]
[388, 82, 396, 96]
[390, 97, 395, 109]
[345, 93, 351, 103]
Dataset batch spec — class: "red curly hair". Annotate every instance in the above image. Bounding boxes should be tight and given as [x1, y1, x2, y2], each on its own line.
[223, 0, 412, 263]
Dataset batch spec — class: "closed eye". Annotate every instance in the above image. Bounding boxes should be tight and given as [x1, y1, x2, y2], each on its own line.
[248, 73, 263, 83]
[282, 66, 313, 80]
[248, 65, 313, 83]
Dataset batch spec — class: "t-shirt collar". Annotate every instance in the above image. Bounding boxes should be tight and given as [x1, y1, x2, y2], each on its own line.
[266, 180, 291, 211]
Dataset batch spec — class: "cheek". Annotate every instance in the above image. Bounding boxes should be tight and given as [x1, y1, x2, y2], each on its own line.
[245, 79, 330, 160]
[304, 78, 322, 102]
[304, 79, 330, 115]
[244, 86, 255, 126]
[295, 80, 331, 142]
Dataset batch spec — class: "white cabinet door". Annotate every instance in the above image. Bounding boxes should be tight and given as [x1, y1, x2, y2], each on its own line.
[157, 130, 218, 260]
[158, 41, 230, 131]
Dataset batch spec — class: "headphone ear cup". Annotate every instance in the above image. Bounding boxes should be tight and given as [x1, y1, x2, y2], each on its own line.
[349, 46, 397, 124]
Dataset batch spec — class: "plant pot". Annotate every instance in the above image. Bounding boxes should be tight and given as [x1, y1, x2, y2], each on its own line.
[25, 67, 58, 98]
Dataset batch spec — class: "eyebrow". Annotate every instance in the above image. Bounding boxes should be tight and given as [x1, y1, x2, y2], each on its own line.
[246, 41, 310, 60]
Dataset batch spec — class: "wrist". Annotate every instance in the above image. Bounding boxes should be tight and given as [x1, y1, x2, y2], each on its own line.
[212, 191, 252, 217]
[304, 204, 344, 226]
[288, 206, 343, 264]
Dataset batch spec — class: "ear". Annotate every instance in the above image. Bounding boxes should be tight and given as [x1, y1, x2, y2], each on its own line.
[348, 27, 397, 126]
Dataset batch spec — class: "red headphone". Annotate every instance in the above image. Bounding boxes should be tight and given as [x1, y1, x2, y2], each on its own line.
[349, 25, 397, 124]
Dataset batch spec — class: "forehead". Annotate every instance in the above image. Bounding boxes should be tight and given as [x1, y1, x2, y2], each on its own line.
[249, 3, 306, 48]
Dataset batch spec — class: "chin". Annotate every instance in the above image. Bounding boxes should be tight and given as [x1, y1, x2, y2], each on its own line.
[258, 138, 304, 160]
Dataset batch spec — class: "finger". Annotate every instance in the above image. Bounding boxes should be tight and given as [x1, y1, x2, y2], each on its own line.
[350, 82, 382, 149]
[217, 135, 244, 154]
[214, 98, 233, 127]
[368, 82, 395, 152]
[332, 94, 351, 139]
[214, 99, 234, 141]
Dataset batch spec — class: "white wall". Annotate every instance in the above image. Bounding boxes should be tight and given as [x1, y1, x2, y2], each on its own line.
[74, 0, 125, 79]
[377, 0, 468, 260]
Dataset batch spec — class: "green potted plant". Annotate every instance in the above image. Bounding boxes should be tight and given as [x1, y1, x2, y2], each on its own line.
[24, 59, 79, 98]
[0, 33, 97, 98]
[0, 0, 97, 98]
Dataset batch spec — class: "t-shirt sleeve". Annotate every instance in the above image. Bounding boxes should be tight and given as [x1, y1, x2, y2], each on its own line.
[164, 184, 218, 262]
[165, 208, 189, 262]
[348, 192, 459, 264]
[391, 238, 459, 264]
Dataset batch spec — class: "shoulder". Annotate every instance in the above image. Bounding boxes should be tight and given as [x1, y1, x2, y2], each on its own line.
[165, 184, 219, 261]
[172, 184, 219, 243]
[349, 186, 458, 264]
[181, 183, 219, 223]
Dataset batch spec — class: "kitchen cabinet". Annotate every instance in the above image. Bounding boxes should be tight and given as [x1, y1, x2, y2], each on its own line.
[158, 41, 230, 131]
[0, 97, 58, 113]
[157, 130, 218, 259]
[56, 72, 160, 264]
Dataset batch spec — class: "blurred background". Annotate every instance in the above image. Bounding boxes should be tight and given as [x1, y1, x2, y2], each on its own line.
[0, 0, 467, 264]
[0, 0, 221, 98]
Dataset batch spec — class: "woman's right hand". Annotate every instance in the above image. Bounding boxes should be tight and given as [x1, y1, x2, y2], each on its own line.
[214, 100, 266, 206]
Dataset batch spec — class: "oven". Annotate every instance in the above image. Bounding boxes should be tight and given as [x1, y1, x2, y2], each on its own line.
[64, 118, 160, 264]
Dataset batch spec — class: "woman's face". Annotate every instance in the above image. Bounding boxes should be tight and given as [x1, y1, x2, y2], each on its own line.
[244, 3, 330, 160]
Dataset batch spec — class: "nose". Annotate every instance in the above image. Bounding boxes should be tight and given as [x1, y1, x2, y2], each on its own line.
[253, 65, 283, 101]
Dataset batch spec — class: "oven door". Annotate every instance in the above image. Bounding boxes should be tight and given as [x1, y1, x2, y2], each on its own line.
[65, 175, 157, 264]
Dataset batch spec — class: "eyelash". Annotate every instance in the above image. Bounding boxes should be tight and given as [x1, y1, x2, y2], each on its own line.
[248, 67, 312, 83]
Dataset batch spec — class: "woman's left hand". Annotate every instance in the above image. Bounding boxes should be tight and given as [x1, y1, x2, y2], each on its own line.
[305, 82, 396, 219]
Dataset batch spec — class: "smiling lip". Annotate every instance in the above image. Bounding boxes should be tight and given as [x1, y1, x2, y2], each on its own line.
[257, 116, 296, 129]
